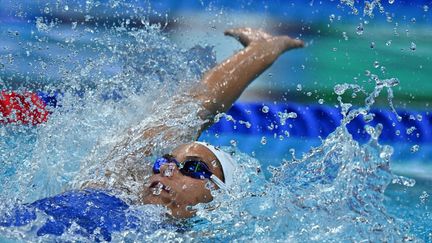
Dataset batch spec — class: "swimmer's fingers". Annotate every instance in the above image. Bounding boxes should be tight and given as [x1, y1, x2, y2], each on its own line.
[224, 27, 304, 51]
[224, 27, 271, 46]
[281, 36, 305, 50]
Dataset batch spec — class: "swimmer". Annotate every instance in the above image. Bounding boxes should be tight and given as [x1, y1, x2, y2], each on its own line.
[101, 27, 304, 217]
[0, 28, 303, 240]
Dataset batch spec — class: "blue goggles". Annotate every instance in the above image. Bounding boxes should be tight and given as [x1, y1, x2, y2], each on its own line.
[152, 154, 227, 190]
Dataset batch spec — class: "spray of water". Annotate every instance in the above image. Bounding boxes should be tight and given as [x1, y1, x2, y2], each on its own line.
[171, 75, 416, 242]
[0, 0, 423, 242]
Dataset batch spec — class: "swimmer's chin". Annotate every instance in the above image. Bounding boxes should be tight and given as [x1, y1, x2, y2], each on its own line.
[141, 188, 172, 205]
[141, 189, 196, 218]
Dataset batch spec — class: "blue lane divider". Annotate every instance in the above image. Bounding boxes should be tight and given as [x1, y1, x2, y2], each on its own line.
[209, 103, 432, 144]
[6, 91, 431, 144]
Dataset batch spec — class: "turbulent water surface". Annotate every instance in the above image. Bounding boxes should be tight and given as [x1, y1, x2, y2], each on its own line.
[0, 0, 430, 242]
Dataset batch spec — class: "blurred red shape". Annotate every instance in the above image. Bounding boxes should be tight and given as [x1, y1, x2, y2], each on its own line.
[0, 91, 48, 125]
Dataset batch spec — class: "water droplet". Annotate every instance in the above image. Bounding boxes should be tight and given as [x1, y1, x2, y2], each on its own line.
[306, 91, 312, 96]
[388, 0, 395, 4]
[278, 111, 297, 125]
[352, 8, 359, 15]
[395, 130, 400, 136]
[151, 182, 163, 195]
[410, 144, 419, 153]
[163, 163, 175, 177]
[35, 17, 51, 32]
[420, 191, 429, 204]
[356, 23, 364, 35]
[342, 32, 348, 41]
[386, 40, 392, 46]
[386, 15, 393, 23]
[381, 78, 399, 87]
[411, 18, 416, 23]
[406, 126, 417, 135]
[296, 84, 302, 91]
[267, 123, 275, 131]
[363, 113, 374, 123]
[211, 160, 217, 167]
[205, 181, 214, 190]
[239, 120, 251, 128]
[225, 114, 235, 122]
[392, 175, 415, 187]
[260, 136, 267, 145]
[334, 84, 347, 95]
[329, 14, 335, 22]
[289, 148, 296, 160]
[424, 5, 429, 12]
[318, 99, 324, 104]
[230, 139, 237, 147]
[370, 42, 375, 49]
[64, 5, 69, 11]
[379, 145, 393, 160]
[410, 42, 416, 51]
[261, 106, 269, 114]
[417, 114, 423, 121]
[373, 61, 380, 68]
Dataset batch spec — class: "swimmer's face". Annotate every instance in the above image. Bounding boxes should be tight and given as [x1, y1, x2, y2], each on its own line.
[142, 142, 224, 218]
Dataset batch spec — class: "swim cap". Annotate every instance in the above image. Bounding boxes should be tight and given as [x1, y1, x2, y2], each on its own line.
[194, 141, 237, 187]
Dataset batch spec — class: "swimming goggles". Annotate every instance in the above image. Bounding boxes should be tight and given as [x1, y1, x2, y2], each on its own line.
[153, 154, 227, 190]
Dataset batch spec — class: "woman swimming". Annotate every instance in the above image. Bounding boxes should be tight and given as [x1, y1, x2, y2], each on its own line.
[0, 28, 303, 239]
[98, 27, 303, 217]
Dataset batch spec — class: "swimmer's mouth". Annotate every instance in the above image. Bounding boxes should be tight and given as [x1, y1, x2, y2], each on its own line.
[149, 181, 172, 194]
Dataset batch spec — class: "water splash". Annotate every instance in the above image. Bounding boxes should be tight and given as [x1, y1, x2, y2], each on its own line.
[0, 0, 425, 241]
[181, 66, 415, 241]
[339, 0, 385, 18]
[0, 0, 217, 204]
[335, 74, 401, 125]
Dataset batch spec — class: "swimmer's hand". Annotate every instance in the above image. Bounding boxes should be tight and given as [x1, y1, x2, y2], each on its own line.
[224, 27, 304, 51]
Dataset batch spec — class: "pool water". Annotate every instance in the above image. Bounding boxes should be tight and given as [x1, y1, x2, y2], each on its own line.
[1, 0, 431, 242]
[204, 133, 432, 241]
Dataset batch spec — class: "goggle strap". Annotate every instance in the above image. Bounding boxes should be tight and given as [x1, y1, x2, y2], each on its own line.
[210, 174, 228, 191]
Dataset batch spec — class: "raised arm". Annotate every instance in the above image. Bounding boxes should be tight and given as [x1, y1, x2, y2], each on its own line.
[192, 28, 304, 125]
[79, 28, 303, 193]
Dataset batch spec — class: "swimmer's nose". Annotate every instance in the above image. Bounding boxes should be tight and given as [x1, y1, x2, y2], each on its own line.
[159, 162, 179, 177]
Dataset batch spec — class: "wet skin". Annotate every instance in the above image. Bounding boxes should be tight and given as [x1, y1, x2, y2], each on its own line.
[141, 142, 224, 218]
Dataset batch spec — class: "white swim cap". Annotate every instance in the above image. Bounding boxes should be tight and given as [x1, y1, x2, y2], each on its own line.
[194, 141, 237, 187]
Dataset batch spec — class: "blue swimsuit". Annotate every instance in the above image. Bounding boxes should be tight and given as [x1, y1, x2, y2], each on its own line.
[0, 190, 175, 241]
